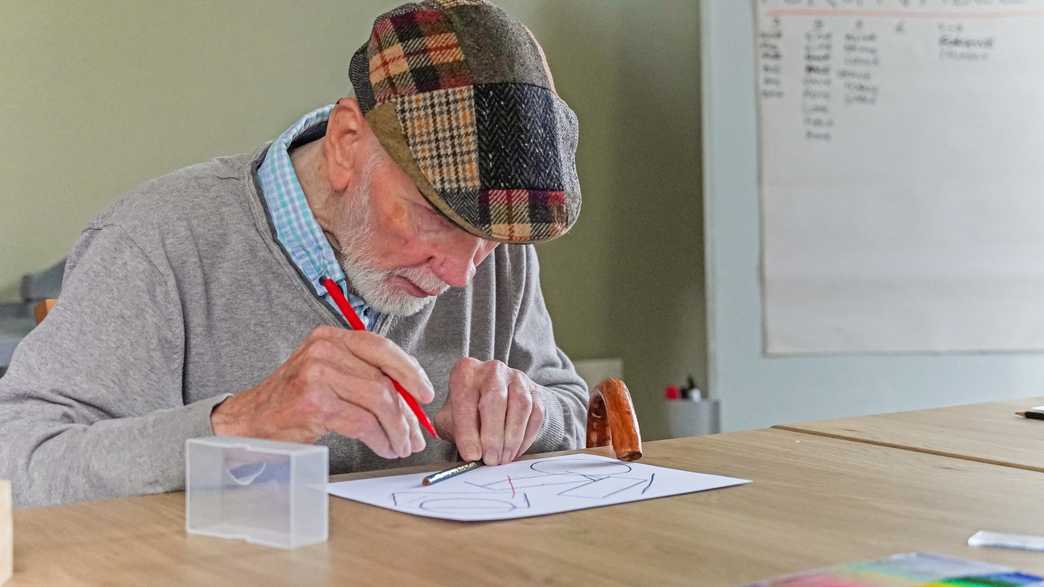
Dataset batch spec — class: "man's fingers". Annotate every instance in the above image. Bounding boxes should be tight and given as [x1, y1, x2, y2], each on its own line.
[449, 358, 482, 461]
[501, 373, 532, 464]
[313, 369, 421, 459]
[478, 365, 509, 466]
[364, 380, 415, 458]
[325, 402, 397, 459]
[434, 407, 455, 442]
[300, 328, 427, 458]
[327, 377, 413, 458]
[333, 330, 435, 404]
[517, 390, 545, 460]
[326, 348, 385, 381]
[401, 394, 426, 454]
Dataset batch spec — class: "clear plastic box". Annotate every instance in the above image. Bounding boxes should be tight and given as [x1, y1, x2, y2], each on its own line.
[185, 437, 328, 549]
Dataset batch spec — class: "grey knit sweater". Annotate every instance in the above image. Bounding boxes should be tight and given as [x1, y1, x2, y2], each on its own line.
[0, 147, 588, 508]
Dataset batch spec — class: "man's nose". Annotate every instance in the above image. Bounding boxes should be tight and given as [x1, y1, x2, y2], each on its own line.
[430, 232, 489, 288]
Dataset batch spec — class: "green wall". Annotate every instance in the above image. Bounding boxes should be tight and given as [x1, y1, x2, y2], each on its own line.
[0, 0, 704, 440]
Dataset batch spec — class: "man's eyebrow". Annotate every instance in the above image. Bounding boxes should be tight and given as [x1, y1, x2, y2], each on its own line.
[408, 193, 443, 219]
[412, 196, 458, 229]
[413, 192, 441, 215]
[409, 192, 434, 211]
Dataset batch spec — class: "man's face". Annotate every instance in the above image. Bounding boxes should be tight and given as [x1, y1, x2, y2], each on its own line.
[333, 147, 499, 317]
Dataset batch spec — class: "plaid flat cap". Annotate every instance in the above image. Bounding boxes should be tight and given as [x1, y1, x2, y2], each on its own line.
[348, 0, 581, 243]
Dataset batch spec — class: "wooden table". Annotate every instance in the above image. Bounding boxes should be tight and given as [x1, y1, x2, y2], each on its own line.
[10, 429, 1044, 586]
[776, 396, 1044, 473]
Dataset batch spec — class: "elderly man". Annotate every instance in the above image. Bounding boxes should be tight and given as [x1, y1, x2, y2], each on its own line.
[0, 0, 587, 507]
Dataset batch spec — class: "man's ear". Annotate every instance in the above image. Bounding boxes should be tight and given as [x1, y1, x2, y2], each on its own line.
[323, 97, 367, 192]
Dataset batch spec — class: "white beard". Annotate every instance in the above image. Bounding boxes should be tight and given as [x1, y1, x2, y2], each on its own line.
[335, 168, 450, 317]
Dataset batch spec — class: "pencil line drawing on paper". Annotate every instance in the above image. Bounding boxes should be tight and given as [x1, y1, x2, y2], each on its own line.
[389, 456, 654, 514]
[641, 473, 656, 495]
[328, 452, 752, 522]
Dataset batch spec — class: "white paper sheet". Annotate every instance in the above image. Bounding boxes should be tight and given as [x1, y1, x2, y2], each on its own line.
[327, 454, 750, 522]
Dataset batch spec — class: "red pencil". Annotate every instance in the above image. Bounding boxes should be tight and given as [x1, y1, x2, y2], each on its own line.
[321, 277, 440, 440]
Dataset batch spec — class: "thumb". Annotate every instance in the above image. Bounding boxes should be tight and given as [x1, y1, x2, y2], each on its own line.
[434, 406, 455, 441]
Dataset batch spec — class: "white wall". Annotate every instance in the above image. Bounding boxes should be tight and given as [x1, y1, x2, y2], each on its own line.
[701, 0, 1044, 431]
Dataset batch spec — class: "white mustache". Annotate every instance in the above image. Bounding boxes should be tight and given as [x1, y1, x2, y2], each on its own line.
[393, 266, 451, 296]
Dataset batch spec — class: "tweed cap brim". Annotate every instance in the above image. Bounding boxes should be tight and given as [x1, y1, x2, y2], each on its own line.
[349, 0, 581, 244]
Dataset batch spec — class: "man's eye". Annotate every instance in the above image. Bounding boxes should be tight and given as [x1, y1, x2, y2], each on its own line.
[422, 206, 446, 224]
[413, 205, 445, 230]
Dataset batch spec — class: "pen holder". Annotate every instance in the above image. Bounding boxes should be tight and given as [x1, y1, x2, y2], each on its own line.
[665, 398, 720, 438]
[185, 437, 328, 549]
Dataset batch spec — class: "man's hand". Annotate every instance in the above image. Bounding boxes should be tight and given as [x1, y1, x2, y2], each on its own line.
[210, 326, 434, 459]
[434, 358, 545, 465]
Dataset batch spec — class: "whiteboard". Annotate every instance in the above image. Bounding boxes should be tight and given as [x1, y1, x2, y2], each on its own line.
[702, 0, 1044, 431]
[756, 0, 1044, 354]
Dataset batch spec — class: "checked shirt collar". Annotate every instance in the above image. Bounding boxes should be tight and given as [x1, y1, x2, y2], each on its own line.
[255, 105, 378, 330]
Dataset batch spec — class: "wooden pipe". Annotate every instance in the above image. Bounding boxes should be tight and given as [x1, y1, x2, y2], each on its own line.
[586, 378, 642, 461]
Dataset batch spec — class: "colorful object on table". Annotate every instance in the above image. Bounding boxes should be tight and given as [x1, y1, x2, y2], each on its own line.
[683, 375, 697, 399]
[745, 552, 1043, 587]
[348, 0, 581, 243]
[321, 277, 439, 440]
[1015, 406, 1044, 420]
[664, 375, 707, 402]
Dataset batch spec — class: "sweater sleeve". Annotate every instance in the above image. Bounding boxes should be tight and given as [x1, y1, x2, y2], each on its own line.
[0, 224, 224, 507]
[509, 246, 589, 454]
